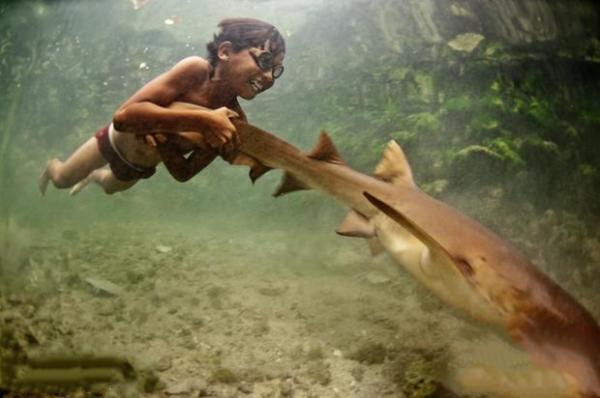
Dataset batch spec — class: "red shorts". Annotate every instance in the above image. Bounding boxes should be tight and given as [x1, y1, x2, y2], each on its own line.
[94, 125, 156, 181]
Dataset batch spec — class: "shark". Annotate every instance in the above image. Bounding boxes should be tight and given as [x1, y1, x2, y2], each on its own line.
[171, 102, 600, 397]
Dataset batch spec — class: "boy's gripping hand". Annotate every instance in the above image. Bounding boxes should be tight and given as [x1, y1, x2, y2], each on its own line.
[205, 107, 240, 161]
[144, 133, 168, 147]
[143, 106, 240, 161]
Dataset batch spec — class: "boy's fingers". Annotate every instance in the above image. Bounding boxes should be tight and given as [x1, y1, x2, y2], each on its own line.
[216, 130, 233, 144]
[205, 128, 238, 150]
[226, 109, 239, 118]
[156, 133, 168, 144]
[221, 129, 240, 147]
[145, 135, 157, 147]
[222, 129, 233, 140]
[226, 120, 237, 132]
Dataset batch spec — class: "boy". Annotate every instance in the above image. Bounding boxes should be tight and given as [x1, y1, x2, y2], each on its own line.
[39, 17, 285, 195]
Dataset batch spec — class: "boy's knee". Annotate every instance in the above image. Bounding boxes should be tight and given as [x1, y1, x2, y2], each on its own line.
[52, 172, 77, 189]
[103, 184, 123, 195]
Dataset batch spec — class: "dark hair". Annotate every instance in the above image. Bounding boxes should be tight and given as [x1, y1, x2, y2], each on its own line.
[206, 18, 286, 67]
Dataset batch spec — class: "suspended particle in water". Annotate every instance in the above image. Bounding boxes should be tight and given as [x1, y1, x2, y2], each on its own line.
[131, 0, 150, 10]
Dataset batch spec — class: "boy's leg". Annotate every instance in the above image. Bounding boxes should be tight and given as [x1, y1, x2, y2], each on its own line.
[70, 169, 138, 196]
[39, 137, 107, 195]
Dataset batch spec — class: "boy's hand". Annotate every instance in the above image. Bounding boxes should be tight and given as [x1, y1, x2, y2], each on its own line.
[144, 133, 168, 147]
[205, 107, 240, 148]
[205, 107, 241, 160]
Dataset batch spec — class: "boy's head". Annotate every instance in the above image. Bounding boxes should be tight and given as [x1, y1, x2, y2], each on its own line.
[207, 18, 286, 99]
[207, 18, 286, 68]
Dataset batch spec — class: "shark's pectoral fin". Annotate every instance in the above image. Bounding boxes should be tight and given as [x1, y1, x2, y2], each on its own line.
[336, 211, 384, 256]
[364, 191, 473, 279]
[368, 238, 385, 256]
[273, 172, 310, 197]
[249, 163, 272, 183]
[230, 153, 272, 183]
[308, 131, 346, 165]
[336, 210, 375, 238]
[373, 140, 416, 188]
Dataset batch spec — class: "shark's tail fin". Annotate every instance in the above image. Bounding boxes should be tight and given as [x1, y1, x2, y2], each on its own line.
[273, 131, 345, 197]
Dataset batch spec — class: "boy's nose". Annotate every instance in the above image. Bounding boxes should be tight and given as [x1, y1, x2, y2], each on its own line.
[262, 69, 274, 83]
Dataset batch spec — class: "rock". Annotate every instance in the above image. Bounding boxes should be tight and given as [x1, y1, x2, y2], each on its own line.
[447, 33, 485, 53]
[306, 361, 331, 386]
[22, 304, 36, 318]
[238, 381, 253, 394]
[257, 285, 287, 297]
[165, 380, 192, 395]
[84, 276, 125, 296]
[156, 245, 173, 254]
[349, 342, 387, 364]
[365, 271, 391, 285]
[280, 379, 294, 396]
[164, 378, 207, 395]
[7, 294, 25, 305]
[351, 366, 365, 382]
[152, 356, 173, 372]
[210, 367, 239, 384]
[96, 302, 113, 316]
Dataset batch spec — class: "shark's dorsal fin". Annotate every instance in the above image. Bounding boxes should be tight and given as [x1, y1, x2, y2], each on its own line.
[230, 153, 272, 183]
[374, 140, 415, 187]
[308, 131, 345, 165]
[273, 172, 310, 197]
[364, 191, 474, 279]
[336, 210, 375, 238]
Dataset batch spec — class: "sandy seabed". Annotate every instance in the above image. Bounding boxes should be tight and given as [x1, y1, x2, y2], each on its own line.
[0, 218, 584, 398]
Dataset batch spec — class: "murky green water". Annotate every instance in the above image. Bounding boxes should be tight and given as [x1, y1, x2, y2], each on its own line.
[1, 1, 599, 397]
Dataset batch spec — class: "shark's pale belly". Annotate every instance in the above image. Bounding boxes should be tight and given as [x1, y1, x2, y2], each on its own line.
[374, 214, 507, 327]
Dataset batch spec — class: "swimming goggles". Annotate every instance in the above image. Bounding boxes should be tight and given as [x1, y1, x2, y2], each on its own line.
[249, 46, 284, 79]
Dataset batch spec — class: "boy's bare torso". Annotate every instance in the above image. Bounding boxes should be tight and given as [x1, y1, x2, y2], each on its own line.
[113, 82, 240, 168]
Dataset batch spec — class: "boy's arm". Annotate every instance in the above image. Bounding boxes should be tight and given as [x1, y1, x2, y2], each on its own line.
[112, 57, 237, 147]
[156, 140, 217, 182]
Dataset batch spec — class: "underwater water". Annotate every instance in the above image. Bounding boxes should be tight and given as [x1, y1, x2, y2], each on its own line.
[1, 0, 600, 397]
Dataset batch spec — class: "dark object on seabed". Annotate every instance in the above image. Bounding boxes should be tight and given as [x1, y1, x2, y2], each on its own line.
[0, 316, 150, 396]
[1, 352, 136, 395]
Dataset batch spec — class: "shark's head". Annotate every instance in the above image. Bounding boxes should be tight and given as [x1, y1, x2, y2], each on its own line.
[363, 190, 600, 397]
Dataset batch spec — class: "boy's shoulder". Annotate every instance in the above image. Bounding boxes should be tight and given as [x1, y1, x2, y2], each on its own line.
[173, 56, 211, 79]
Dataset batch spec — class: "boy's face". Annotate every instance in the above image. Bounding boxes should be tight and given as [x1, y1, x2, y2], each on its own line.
[221, 42, 285, 100]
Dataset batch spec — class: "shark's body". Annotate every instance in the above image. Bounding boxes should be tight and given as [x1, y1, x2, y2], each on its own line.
[172, 103, 600, 397]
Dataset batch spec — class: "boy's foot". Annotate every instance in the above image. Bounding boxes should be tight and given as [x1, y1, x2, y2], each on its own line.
[69, 175, 92, 196]
[38, 164, 50, 196]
